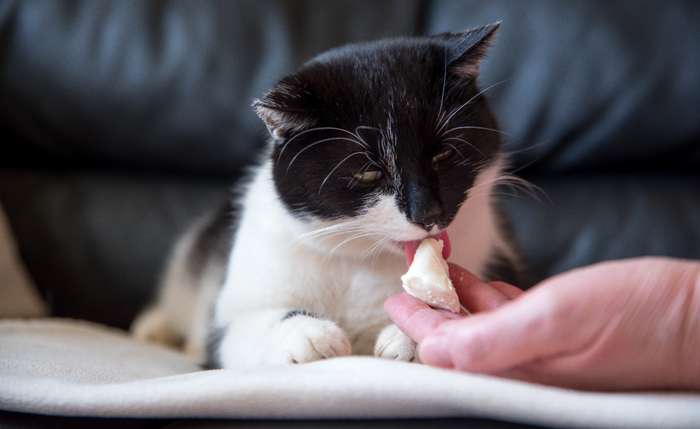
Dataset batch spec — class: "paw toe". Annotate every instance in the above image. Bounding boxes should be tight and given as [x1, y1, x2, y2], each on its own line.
[374, 325, 416, 362]
[276, 317, 351, 364]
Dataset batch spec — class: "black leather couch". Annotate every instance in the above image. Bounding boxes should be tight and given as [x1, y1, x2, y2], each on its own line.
[1, 1, 699, 428]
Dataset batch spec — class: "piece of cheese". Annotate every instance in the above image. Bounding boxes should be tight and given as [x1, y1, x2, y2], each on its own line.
[400, 238, 460, 313]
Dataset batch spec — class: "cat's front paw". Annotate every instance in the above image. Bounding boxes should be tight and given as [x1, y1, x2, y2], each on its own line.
[374, 324, 416, 362]
[267, 315, 352, 365]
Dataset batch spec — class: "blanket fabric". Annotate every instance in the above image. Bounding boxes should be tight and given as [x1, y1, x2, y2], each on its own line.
[0, 319, 698, 428]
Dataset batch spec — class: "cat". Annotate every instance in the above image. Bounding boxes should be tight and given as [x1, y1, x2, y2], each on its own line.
[131, 22, 523, 369]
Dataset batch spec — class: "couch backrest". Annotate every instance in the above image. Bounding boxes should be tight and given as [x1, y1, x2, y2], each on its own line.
[2, 0, 698, 177]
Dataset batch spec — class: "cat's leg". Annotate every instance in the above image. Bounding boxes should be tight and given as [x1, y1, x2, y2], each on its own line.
[210, 309, 352, 370]
[131, 222, 200, 351]
[131, 306, 183, 348]
[374, 323, 416, 362]
[183, 279, 222, 362]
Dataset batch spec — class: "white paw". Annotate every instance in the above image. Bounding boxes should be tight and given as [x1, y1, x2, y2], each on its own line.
[374, 324, 416, 362]
[131, 307, 182, 348]
[265, 316, 352, 365]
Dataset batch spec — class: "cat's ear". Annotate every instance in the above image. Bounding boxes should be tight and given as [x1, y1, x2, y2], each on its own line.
[437, 22, 500, 79]
[253, 77, 318, 140]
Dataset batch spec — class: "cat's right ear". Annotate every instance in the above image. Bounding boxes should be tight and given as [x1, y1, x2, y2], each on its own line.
[253, 77, 318, 140]
[434, 22, 501, 80]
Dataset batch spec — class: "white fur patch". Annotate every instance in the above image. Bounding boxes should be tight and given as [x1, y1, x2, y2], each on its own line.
[374, 323, 416, 361]
[136, 156, 512, 368]
[218, 311, 351, 369]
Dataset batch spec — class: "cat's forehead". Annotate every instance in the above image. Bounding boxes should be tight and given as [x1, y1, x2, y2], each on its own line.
[285, 41, 455, 152]
[255, 26, 499, 150]
[300, 39, 445, 109]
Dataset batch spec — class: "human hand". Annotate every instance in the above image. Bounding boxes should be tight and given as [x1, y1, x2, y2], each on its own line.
[385, 258, 700, 390]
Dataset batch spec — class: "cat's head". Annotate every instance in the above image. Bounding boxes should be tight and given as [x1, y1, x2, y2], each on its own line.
[254, 23, 503, 256]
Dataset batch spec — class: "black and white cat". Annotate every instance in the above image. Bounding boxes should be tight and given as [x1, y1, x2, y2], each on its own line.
[132, 23, 522, 369]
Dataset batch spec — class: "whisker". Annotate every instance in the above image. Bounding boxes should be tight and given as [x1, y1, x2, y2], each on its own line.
[496, 175, 550, 204]
[441, 126, 512, 138]
[467, 176, 519, 198]
[295, 220, 366, 240]
[465, 172, 551, 206]
[443, 142, 470, 165]
[465, 175, 507, 196]
[277, 126, 368, 161]
[363, 238, 384, 260]
[355, 125, 382, 134]
[444, 136, 485, 158]
[506, 153, 547, 176]
[435, 47, 448, 130]
[327, 232, 378, 258]
[318, 151, 369, 195]
[348, 161, 373, 190]
[296, 225, 367, 242]
[436, 79, 509, 134]
[293, 226, 375, 254]
[364, 237, 392, 264]
[367, 236, 391, 256]
[285, 137, 367, 173]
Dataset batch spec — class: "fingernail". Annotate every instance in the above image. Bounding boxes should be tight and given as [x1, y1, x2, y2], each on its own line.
[418, 335, 452, 368]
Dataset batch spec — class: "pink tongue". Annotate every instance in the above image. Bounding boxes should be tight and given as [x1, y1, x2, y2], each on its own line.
[403, 231, 451, 266]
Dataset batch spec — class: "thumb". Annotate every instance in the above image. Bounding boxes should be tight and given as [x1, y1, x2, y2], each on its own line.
[420, 289, 569, 373]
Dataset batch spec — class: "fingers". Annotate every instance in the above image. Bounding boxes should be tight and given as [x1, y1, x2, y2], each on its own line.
[388, 263, 540, 373]
[384, 293, 461, 343]
[488, 281, 524, 300]
[447, 263, 514, 312]
[419, 290, 566, 373]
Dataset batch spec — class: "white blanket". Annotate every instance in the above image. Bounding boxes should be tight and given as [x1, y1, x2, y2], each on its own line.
[0, 319, 698, 428]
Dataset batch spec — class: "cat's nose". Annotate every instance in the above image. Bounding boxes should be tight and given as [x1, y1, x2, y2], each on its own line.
[406, 183, 444, 230]
[418, 201, 444, 230]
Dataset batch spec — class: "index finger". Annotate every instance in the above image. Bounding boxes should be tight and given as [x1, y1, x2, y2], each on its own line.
[448, 263, 515, 312]
[384, 293, 461, 342]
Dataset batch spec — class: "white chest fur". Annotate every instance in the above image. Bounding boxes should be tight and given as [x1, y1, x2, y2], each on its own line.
[215, 173, 407, 351]
[215, 159, 505, 357]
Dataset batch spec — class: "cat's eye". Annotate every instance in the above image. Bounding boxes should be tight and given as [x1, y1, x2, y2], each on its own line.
[432, 148, 454, 164]
[353, 170, 383, 184]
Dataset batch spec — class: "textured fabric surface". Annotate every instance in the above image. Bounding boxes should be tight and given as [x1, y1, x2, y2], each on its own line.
[1, 319, 699, 428]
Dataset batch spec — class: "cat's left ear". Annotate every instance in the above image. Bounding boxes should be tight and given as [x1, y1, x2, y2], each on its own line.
[253, 77, 318, 140]
[437, 21, 501, 79]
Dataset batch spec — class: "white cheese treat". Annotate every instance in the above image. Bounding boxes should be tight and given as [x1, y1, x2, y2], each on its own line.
[400, 238, 460, 313]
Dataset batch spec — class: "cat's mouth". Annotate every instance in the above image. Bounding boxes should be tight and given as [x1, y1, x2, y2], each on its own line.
[401, 230, 450, 266]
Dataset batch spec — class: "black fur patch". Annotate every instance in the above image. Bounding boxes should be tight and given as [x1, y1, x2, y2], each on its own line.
[282, 309, 316, 320]
[187, 199, 236, 282]
[482, 248, 522, 287]
[255, 24, 503, 228]
[483, 198, 530, 288]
